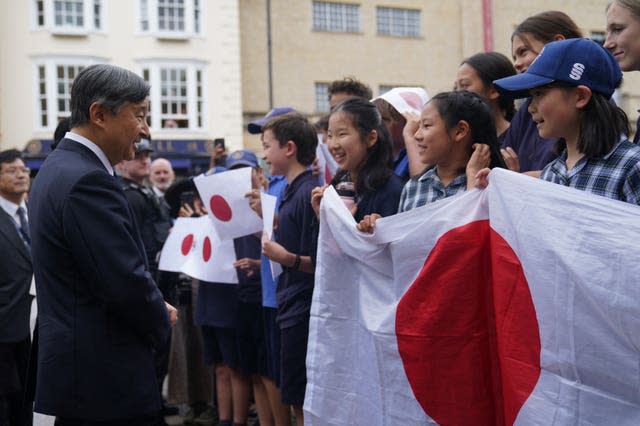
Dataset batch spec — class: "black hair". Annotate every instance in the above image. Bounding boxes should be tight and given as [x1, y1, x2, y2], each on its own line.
[461, 52, 517, 121]
[52, 117, 72, 150]
[544, 83, 631, 157]
[327, 77, 373, 100]
[0, 149, 23, 167]
[262, 113, 318, 166]
[329, 97, 394, 197]
[70, 64, 150, 128]
[430, 91, 506, 169]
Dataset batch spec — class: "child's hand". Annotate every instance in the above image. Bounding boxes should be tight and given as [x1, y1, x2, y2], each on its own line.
[245, 189, 263, 218]
[501, 147, 520, 172]
[311, 185, 329, 215]
[261, 230, 289, 264]
[466, 143, 490, 189]
[356, 213, 381, 234]
[178, 204, 195, 218]
[233, 257, 261, 277]
[402, 111, 420, 141]
[471, 168, 491, 189]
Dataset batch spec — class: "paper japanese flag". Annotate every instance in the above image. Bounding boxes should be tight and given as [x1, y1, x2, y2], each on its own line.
[305, 170, 640, 425]
[315, 142, 338, 185]
[372, 87, 430, 115]
[193, 167, 262, 240]
[179, 215, 238, 284]
[158, 217, 200, 272]
[260, 191, 281, 280]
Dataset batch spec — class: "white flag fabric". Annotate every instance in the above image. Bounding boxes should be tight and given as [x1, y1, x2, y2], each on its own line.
[315, 142, 338, 185]
[260, 192, 282, 280]
[305, 169, 640, 426]
[193, 167, 262, 240]
[158, 217, 200, 272]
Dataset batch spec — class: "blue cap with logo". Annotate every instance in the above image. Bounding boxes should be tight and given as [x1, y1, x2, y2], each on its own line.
[247, 107, 297, 134]
[493, 38, 622, 99]
[226, 149, 259, 169]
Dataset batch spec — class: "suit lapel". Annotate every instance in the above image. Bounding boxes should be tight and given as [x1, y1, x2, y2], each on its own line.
[0, 209, 31, 262]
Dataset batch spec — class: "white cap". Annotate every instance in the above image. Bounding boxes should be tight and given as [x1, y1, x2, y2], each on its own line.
[372, 87, 430, 115]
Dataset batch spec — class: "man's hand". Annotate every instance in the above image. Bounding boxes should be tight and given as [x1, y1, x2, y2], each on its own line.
[165, 302, 178, 326]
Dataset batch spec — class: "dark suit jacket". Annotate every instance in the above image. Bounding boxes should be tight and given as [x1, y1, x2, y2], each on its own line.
[0, 205, 32, 343]
[28, 138, 170, 420]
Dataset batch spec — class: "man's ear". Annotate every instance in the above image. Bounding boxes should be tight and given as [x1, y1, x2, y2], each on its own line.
[88, 102, 107, 129]
[575, 85, 593, 109]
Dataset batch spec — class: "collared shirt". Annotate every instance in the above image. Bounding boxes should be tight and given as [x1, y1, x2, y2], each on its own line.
[540, 139, 640, 205]
[0, 195, 28, 227]
[398, 167, 467, 212]
[64, 131, 114, 176]
[151, 185, 164, 198]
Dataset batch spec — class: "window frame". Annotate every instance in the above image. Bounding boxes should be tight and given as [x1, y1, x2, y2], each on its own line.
[315, 82, 330, 113]
[376, 6, 421, 38]
[137, 60, 208, 132]
[312, 1, 360, 34]
[33, 0, 106, 35]
[32, 56, 104, 131]
[137, 0, 203, 39]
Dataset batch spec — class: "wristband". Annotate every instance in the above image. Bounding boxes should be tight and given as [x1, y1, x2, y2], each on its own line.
[291, 254, 301, 271]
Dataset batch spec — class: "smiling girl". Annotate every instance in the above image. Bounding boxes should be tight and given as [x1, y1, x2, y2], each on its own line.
[311, 97, 404, 221]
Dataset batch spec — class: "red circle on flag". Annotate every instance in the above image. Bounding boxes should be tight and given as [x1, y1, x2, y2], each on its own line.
[202, 236, 212, 262]
[181, 234, 194, 256]
[210, 195, 232, 222]
[396, 220, 541, 426]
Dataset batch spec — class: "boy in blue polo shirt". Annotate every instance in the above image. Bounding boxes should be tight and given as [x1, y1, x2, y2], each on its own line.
[249, 112, 318, 426]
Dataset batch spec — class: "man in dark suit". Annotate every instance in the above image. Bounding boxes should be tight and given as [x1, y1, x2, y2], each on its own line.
[29, 64, 177, 426]
[0, 149, 33, 426]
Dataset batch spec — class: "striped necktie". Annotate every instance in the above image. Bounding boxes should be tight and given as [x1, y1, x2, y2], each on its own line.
[17, 206, 31, 246]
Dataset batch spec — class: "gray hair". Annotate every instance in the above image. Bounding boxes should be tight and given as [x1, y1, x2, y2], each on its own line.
[70, 64, 150, 128]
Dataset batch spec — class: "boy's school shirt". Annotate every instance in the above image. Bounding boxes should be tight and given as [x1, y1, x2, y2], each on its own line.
[398, 167, 467, 213]
[540, 139, 640, 205]
[274, 170, 317, 329]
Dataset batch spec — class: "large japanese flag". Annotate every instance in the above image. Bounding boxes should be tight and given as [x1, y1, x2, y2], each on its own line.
[305, 168, 640, 425]
[193, 167, 263, 240]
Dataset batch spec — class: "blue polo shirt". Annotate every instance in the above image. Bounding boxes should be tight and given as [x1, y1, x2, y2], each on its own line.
[393, 148, 410, 181]
[261, 175, 287, 308]
[274, 170, 317, 328]
[353, 174, 404, 222]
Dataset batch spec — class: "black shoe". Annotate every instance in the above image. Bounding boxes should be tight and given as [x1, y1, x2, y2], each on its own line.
[162, 401, 180, 416]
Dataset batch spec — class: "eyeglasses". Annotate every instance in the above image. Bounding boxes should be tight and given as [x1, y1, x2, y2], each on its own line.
[1, 167, 31, 176]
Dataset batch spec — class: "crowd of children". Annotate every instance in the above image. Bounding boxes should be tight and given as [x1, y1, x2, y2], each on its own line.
[157, 3, 640, 426]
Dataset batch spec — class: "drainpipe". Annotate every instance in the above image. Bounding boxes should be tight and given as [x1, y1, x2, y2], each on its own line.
[482, 0, 493, 51]
[266, 0, 273, 109]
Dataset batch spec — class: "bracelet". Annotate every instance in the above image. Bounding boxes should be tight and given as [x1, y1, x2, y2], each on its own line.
[291, 254, 301, 271]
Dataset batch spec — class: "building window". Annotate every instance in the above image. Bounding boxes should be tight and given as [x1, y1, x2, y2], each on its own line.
[377, 7, 420, 37]
[34, 0, 104, 33]
[590, 30, 606, 46]
[315, 82, 330, 113]
[34, 58, 97, 129]
[378, 85, 394, 95]
[312, 1, 360, 33]
[140, 62, 206, 131]
[139, 0, 201, 37]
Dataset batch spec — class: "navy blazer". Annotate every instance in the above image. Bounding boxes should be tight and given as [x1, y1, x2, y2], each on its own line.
[0, 207, 32, 342]
[29, 138, 170, 420]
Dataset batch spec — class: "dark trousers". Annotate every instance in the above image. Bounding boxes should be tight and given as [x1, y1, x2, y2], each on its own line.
[0, 337, 32, 426]
[54, 414, 164, 426]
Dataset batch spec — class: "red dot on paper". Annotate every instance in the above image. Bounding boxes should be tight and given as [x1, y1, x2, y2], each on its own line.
[210, 195, 233, 222]
[181, 234, 194, 256]
[202, 236, 212, 262]
[396, 220, 541, 425]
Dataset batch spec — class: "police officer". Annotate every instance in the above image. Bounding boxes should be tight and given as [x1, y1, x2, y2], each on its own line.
[116, 137, 177, 417]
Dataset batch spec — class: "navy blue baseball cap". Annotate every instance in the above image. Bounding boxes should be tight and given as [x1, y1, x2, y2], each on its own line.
[493, 38, 622, 99]
[226, 149, 259, 169]
[247, 107, 297, 134]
